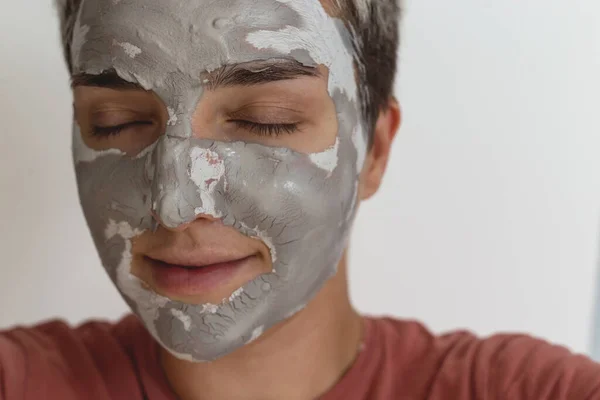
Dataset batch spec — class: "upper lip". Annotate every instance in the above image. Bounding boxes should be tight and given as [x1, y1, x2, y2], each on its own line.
[144, 250, 253, 268]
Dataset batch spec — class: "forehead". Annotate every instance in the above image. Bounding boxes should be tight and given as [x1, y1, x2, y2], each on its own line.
[72, 0, 355, 97]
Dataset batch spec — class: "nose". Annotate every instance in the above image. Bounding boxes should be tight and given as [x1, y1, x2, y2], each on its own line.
[149, 135, 198, 229]
[149, 130, 227, 231]
[150, 208, 221, 232]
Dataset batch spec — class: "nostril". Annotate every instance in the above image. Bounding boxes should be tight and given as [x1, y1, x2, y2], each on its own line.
[150, 207, 187, 232]
[194, 213, 222, 223]
[150, 207, 222, 233]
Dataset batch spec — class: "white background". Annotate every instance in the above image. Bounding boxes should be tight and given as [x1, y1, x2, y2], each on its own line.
[1, 1, 599, 355]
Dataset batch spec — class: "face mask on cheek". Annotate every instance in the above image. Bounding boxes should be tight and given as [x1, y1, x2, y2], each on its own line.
[71, 0, 368, 361]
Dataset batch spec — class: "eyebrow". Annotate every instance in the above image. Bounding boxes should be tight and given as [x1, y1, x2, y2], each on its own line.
[206, 59, 320, 89]
[71, 70, 144, 90]
[71, 59, 320, 90]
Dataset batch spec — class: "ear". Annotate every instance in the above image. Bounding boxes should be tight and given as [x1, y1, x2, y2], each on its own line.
[358, 98, 401, 200]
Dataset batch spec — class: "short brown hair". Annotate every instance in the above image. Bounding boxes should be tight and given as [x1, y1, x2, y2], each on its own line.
[327, 0, 400, 141]
[55, 0, 401, 142]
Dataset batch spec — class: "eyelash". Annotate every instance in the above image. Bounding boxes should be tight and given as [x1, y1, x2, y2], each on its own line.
[90, 120, 299, 137]
[91, 121, 153, 137]
[230, 120, 299, 136]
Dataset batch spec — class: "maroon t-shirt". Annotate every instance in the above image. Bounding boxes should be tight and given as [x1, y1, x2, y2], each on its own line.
[1, 315, 600, 399]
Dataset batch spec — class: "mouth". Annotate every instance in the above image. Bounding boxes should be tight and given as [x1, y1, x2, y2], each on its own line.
[144, 254, 257, 299]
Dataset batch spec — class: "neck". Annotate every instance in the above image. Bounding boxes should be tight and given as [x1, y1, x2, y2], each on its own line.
[160, 252, 363, 400]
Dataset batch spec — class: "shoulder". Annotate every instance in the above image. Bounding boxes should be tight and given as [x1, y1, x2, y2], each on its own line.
[0, 315, 147, 400]
[369, 317, 600, 399]
[471, 332, 600, 399]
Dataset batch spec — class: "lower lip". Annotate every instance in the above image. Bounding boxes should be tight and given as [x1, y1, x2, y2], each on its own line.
[148, 256, 252, 296]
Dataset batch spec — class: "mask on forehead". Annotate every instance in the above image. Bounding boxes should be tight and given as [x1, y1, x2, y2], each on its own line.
[72, 0, 368, 361]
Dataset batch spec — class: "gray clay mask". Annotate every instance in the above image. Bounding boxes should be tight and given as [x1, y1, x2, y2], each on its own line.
[71, 0, 368, 361]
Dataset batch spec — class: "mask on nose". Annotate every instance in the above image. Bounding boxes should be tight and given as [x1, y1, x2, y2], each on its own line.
[70, 0, 368, 361]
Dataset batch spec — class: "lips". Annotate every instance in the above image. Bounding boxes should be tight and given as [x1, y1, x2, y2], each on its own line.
[145, 253, 256, 297]
[145, 249, 253, 268]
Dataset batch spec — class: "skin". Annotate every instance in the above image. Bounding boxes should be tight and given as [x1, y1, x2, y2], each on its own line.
[160, 104, 400, 400]
[72, 0, 373, 361]
[75, 74, 400, 397]
[74, 65, 341, 306]
[71, 0, 400, 397]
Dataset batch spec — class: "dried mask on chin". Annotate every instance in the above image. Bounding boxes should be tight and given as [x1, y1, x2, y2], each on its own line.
[71, 0, 368, 361]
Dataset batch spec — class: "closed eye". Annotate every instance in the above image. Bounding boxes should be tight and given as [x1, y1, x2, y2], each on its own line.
[230, 120, 299, 136]
[91, 120, 154, 137]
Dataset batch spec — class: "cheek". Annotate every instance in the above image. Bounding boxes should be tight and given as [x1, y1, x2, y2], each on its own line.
[220, 146, 355, 229]
[75, 155, 153, 236]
